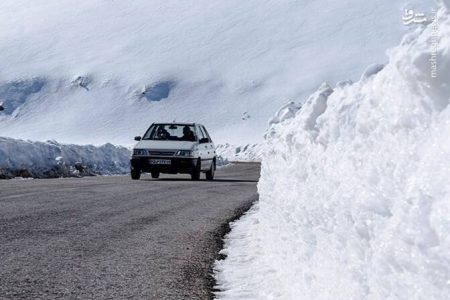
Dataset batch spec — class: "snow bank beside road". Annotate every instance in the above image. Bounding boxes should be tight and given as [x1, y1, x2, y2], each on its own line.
[0, 137, 131, 178]
[215, 3, 450, 299]
[216, 144, 263, 163]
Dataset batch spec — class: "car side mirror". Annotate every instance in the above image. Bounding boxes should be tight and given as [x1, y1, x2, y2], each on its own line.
[134, 136, 142, 141]
[199, 137, 209, 144]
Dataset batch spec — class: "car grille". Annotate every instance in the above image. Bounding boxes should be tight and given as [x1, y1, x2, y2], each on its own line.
[149, 151, 176, 156]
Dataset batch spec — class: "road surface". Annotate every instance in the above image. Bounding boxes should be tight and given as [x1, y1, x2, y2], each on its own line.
[0, 163, 260, 299]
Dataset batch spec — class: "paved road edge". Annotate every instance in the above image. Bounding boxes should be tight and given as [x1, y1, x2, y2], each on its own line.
[206, 194, 258, 299]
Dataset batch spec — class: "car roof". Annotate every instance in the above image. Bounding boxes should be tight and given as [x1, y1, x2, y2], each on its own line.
[153, 122, 204, 127]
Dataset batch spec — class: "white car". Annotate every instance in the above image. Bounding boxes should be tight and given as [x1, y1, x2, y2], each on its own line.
[130, 123, 216, 180]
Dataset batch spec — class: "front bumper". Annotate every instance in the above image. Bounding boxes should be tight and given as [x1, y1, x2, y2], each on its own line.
[130, 156, 197, 174]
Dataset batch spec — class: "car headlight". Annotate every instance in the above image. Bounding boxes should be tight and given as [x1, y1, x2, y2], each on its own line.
[175, 150, 192, 157]
[133, 149, 146, 156]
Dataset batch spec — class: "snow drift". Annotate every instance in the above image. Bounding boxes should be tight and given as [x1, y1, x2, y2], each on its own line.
[0, 137, 131, 178]
[214, 2, 450, 299]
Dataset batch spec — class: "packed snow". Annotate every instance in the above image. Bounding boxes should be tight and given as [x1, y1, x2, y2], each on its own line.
[0, 0, 428, 146]
[0, 137, 131, 178]
[214, 2, 450, 299]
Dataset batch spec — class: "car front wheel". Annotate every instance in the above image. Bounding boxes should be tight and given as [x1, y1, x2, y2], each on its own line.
[151, 171, 160, 179]
[191, 159, 201, 180]
[205, 159, 215, 180]
[131, 169, 141, 180]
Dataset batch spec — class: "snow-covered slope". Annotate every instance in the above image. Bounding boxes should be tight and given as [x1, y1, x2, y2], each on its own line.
[0, 0, 428, 146]
[214, 1, 450, 299]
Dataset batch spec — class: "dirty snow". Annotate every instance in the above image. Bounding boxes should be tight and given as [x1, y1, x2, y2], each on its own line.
[0, 137, 131, 178]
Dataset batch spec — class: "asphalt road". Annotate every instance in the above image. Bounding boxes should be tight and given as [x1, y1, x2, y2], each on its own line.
[0, 163, 260, 300]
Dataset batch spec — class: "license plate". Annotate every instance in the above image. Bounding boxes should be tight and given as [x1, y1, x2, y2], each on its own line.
[149, 159, 171, 165]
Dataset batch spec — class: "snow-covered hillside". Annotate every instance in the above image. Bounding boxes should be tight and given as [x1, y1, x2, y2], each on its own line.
[0, 0, 428, 146]
[214, 1, 450, 299]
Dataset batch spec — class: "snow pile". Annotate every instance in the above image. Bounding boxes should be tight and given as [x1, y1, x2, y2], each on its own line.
[0, 0, 428, 146]
[268, 101, 303, 128]
[214, 3, 450, 299]
[0, 137, 131, 178]
[216, 144, 263, 163]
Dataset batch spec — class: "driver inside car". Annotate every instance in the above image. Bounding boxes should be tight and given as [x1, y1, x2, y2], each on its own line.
[157, 127, 170, 140]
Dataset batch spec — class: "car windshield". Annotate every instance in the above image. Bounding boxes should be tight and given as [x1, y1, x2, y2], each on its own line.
[143, 124, 197, 141]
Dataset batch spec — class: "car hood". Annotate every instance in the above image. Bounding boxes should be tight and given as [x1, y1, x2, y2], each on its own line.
[134, 140, 196, 150]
